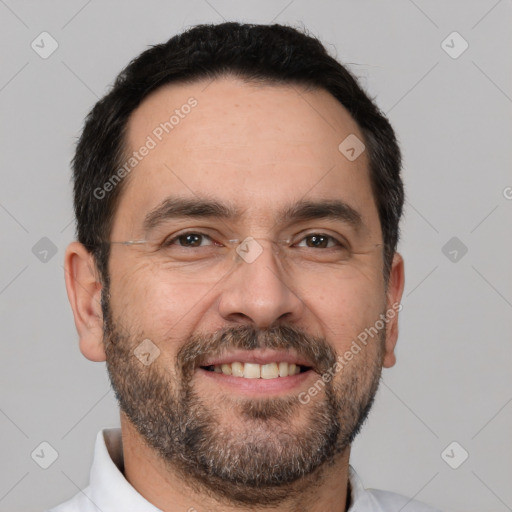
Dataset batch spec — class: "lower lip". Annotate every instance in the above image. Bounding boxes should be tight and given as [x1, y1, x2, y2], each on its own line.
[197, 368, 315, 395]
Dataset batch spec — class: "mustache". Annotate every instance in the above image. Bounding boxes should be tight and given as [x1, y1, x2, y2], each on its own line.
[176, 324, 338, 378]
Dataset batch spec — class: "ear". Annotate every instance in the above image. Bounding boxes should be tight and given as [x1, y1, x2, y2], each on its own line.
[64, 241, 106, 362]
[382, 252, 405, 368]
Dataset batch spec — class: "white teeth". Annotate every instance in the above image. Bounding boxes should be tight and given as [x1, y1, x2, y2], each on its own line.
[210, 361, 307, 379]
[231, 361, 244, 377]
[243, 363, 261, 379]
[261, 362, 279, 379]
[278, 361, 289, 377]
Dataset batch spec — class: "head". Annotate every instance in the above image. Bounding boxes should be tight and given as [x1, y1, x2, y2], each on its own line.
[65, 22, 405, 505]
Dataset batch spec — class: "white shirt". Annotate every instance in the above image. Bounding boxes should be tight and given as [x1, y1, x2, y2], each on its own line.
[46, 428, 442, 512]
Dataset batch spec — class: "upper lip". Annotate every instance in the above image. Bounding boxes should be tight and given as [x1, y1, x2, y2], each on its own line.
[199, 349, 314, 369]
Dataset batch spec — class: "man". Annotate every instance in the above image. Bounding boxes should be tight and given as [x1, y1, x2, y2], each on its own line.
[49, 22, 441, 512]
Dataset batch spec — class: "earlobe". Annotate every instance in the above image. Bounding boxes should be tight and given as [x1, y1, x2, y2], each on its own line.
[64, 242, 106, 362]
[382, 252, 405, 369]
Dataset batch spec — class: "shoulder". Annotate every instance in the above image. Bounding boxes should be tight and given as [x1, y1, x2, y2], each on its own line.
[348, 466, 442, 512]
[364, 488, 442, 512]
[43, 485, 94, 512]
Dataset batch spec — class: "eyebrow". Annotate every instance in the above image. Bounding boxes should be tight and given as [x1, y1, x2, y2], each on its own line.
[143, 196, 364, 234]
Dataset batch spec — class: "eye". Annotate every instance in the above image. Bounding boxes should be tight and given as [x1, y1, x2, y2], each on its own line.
[163, 232, 218, 248]
[295, 233, 345, 249]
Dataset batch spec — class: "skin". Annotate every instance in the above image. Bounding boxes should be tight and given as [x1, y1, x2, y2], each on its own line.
[64, 76, 405, 512]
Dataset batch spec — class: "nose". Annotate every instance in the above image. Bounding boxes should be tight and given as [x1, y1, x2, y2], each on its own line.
[217, 238, 305, 329]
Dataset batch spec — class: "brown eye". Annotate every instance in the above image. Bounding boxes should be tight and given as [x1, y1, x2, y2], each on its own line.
[296, 234, 343, 249]
[305, 235, 329, 248]
[178, 233, 204, 247]
[163, 232, 215, 248]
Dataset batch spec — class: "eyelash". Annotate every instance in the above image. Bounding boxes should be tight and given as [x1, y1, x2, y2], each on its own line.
[161, 231, 347, 250]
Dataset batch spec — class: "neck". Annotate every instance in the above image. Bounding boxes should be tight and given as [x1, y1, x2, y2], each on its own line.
[120, 413, 352, 512]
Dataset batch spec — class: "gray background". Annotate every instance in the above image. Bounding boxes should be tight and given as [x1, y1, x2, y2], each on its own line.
[1, 1, 511, 511]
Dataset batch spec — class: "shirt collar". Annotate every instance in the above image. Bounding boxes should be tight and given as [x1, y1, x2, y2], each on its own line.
[347, 464, 375, 511]
[88, 427, 162, 511]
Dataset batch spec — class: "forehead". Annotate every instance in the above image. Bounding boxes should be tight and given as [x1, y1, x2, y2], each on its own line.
[113, 76, 379, 238]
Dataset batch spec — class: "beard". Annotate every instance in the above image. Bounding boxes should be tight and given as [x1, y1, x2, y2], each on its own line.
[102, 295, 385, 506]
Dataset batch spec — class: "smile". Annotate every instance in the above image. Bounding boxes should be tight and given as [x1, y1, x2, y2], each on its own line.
[200, 361, 311, 379]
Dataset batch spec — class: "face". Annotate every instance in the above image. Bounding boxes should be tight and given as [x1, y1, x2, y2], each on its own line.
[98, 77, 401, 504]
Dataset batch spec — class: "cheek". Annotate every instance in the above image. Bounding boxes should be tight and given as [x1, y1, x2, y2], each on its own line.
[109, 260, 211, 341]
[305, 270, 385, 352]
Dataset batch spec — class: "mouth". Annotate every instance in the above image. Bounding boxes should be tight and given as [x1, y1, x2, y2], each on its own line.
[196, 349, 317, 395]
[200, 361, 311, 379]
